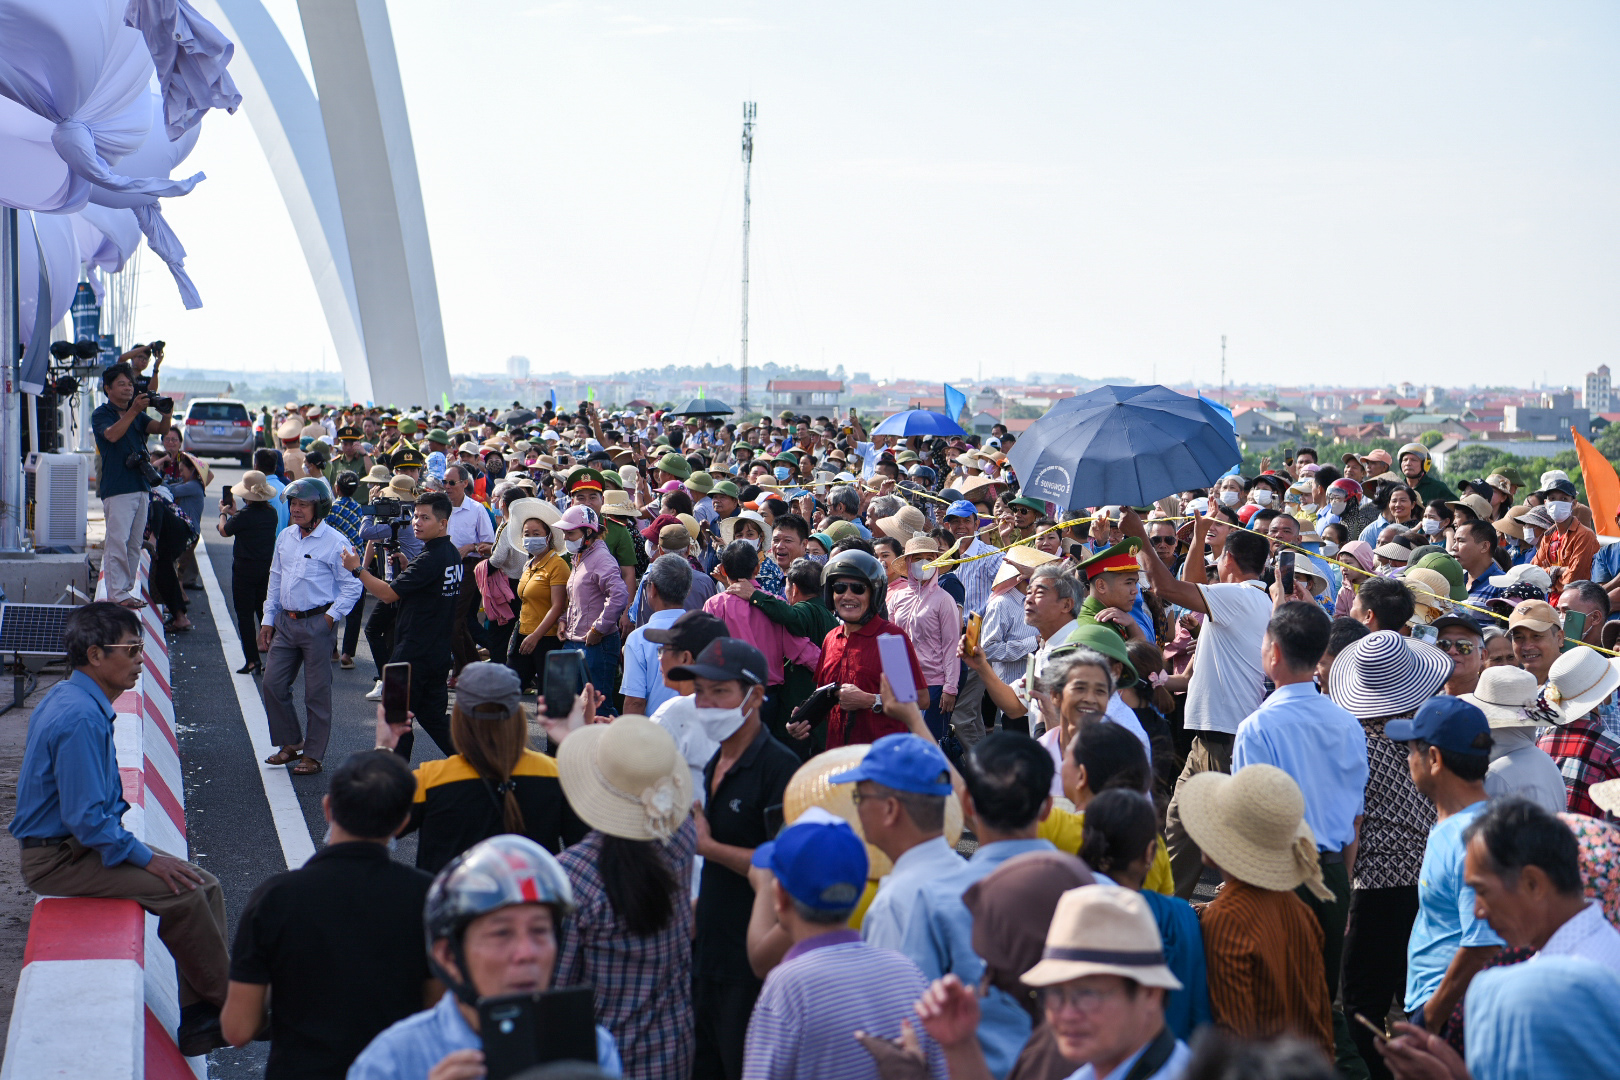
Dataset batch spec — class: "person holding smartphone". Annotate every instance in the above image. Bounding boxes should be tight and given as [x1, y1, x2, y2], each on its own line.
[343, 492, 463, 761]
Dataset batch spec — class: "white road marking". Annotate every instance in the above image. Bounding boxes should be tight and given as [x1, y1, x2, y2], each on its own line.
[196, 535, 317, 869]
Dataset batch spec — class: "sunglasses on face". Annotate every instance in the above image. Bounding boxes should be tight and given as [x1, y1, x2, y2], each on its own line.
[1150, 536, 1177, 546]
[830, 581, 870, 596]
[99, 642, 144, 657]
[1436, 639, 1476, 656]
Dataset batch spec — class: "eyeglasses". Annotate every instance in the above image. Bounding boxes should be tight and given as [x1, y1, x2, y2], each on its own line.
[1436, 639, 1477, 656]
[830, 581, 870, 596]
[98, 642, 144, 657]
[1149, 536, 1178, 546]
[1039, 984, 1125, 1012]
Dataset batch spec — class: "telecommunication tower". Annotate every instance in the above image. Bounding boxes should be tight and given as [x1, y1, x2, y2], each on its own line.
[739, 102, 756, 412]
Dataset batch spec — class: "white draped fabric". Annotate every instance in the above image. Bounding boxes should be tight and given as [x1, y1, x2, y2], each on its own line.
[17, 211, 82, 393]
[123, 0, 241, 140]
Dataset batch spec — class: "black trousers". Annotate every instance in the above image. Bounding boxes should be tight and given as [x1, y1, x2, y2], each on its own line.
[691, 975, 761, 1080]
[365, 602, 396, 679]
[507, 628, 562, 692]
[151, 517, 191, 616]
[390, 654, 453, 762]
[341, 592, 367, 658]
[1342, 884, 1420, 1080]
[451, 555, 485, 674]
[230, 567, 269, 660]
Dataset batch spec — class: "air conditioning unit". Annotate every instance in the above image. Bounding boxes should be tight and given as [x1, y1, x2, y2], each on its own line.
[26, 453, 89, 551]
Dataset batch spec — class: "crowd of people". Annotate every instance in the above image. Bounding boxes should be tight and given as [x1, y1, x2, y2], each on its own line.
[13, 379, 1620, 1079]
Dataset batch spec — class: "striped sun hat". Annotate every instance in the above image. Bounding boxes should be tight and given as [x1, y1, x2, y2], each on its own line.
[1328, 629, 1453, 720]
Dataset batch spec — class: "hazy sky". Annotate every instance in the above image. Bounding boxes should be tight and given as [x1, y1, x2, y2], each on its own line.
[135, 1, 1619, 389]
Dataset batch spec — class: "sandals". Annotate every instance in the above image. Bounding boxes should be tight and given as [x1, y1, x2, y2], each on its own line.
[264, 747, 303, 766]
[290, 758, 322, 776]
[118, 598, 147, 610]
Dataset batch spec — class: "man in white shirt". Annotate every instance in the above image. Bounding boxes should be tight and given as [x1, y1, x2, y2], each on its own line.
[830, 733, 964, 950]
[444, 463, 495, 671]
[259, 478, 364, 775]
[644, 611, 730, 799]
[1121, 507, 1273, 898]
[1464, 796, 1620, 972]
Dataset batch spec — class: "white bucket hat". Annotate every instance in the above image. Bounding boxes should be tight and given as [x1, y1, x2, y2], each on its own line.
[1461, 666, 1539, 728]
[1543, 645, 1620, 726]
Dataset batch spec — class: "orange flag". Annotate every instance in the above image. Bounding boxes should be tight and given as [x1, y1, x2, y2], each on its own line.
[1573, 426, 1620, 537]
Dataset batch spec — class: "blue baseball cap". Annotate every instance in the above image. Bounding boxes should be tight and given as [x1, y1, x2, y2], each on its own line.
[827, 733, 953, 797]
[752, 819, 869, 911]
[1386, 695, 1493, 756]
[944, 499, 979, 520]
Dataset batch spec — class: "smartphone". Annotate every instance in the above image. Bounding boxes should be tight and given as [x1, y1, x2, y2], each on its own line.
[763, 803, 785, 839]
[220, 488, 234, 508]
[1562, 611, 1586, 649]
[543, 649, 590, 720]
[477, 986, 599, 1079]
[964, 612, 983, 657]
[1411, 622, 1439, 644]
[382, 662, 411, 727]
[878, 633, 918, 704]
[1278, 550, 1295, 598]
[1352, 1012, 1391, 1042]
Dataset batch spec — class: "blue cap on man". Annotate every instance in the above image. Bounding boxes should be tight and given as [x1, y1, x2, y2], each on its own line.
[944, 500, 979, 520]
[752, 819, 869, 911]
[1386, 695, 1493, 756]
[827, 733, 953, 797]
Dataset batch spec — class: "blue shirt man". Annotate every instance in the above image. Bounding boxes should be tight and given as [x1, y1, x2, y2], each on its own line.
[622, 607, 682, 716]
[828, 733, 965, 952]
[1233, 681, 1368, 855]
[1464, 956, 1620, 1080]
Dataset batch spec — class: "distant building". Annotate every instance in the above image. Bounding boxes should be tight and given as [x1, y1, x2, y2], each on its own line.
[766, 379, 843, 412]
[506, 355, 530, 379]
[1587, 365, 1611, 414]
[1503, 400, 1588, 439]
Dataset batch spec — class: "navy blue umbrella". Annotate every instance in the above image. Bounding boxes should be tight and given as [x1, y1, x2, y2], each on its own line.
[1007, 385, 1241, 510]
[872, 408, 966, 438]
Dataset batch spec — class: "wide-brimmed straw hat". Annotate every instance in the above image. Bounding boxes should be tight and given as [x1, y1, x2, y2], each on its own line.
[556, 715, 693, 842]
[1328, 629, 1452, 720]
[903, 535, 942, 557]
[232, 471, 276, 502]
[506, 497, 565, 551]
[363, 464, 393, 484]
[719, 510, 768, 545]
[1177, 765, 1333, 899]
[1462, 666, 1539, 728]
[1403, 568, 1453, 625]
[1543, 646, 1620, 726]
[992, 544, 1058, 590]
[601, 489, 640, 519]
[1019, 885, 1184, 990]
[877, 504, 928, 543]
[384, 475, 416, 499]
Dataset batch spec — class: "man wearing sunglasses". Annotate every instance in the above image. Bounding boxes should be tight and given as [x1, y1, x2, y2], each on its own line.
[11, 602, 230, 1056]
[815, 550, 928, 748]
[1436, 612, 1485, 698]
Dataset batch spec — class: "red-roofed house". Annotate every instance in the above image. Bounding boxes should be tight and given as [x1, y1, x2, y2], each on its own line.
[766, 379, 844, 411]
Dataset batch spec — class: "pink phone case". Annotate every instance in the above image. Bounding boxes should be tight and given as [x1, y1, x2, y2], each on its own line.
[878, 634, 918, 703]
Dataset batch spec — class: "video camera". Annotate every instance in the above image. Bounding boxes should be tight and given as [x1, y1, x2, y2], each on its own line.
[363, 497, 417, 582]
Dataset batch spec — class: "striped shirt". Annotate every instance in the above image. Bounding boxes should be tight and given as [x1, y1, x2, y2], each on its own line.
[743, 930, 945, 1080]
[953, 536, 1003, 617]
[1199, 879, 1333, 1059]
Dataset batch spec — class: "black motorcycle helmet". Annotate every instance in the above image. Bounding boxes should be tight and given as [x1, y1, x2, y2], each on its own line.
[821, 549, 888, 623]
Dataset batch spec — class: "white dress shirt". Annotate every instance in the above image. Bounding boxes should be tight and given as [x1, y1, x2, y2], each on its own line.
[262, 520, 364, 624]
[447, 498, 495, 550]
[1538, 901, 1620, 972]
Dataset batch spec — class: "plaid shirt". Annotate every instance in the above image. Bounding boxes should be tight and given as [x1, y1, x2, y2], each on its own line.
[1538, 714, 1620, 817]
[326, 496, 365, 546]
[556, 819, 697, 1080]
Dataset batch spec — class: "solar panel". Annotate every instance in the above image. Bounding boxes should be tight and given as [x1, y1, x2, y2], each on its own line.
[0, 604, 73, 656]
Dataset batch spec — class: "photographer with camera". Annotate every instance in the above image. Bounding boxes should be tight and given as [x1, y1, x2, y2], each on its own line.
[93, 361, 173, 608]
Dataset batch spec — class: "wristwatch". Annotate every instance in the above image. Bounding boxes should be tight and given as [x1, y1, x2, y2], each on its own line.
[870, 695, 883, 713]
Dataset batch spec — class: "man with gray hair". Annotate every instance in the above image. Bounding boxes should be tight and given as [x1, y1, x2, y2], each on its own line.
[623, 554, 694, 716]
[825, 484, 873, 540]
[866, 494, 906, 538]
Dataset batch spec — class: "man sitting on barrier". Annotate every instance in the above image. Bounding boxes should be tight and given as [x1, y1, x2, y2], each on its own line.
[8, 601, 231, 1056]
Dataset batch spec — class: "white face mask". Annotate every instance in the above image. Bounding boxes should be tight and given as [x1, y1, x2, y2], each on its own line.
[1300, 503, 1317, 516]
[1523, 526, 1538, 545]
[1321, 541, 1340, 556]
[910, 562, 936, 582]
[564, 538, 584, 554]
[1547, 500, 1574, 523]
[1251, 490, 1274, 507]
[523, 535, 550, 555]
[739, 537, 760, 550]
[1422, 518, 1443, 535]
[1219, 489, 1241, 507]
[693, 688, 758, 741]
[1328, 498, 1347, 515]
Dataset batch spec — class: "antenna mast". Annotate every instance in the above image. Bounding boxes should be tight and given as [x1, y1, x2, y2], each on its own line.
[1220, 334, 1227, 403]
[739, 101, 756, 413]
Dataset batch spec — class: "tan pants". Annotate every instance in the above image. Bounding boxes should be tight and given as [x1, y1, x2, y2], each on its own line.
[102, 491, 149, 603]
[1163, 734, 1233, 899]
[21, 838, 228, 1008]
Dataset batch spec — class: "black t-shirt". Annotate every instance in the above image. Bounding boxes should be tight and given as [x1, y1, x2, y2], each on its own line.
[229, 843, 433, 1080]
[221, 500, 278, 568]
[390, 534, 462, 662]
[405, 750, 588, 874]
[694, 725, 800, 983]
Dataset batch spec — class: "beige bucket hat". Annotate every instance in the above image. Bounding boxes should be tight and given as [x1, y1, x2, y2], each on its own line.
[600, 489, 641, 519]
[992, 543, 1059, 590]
[231, 471, 276, 502]
[556, 715, 692, 842]
[1461, 666, 1538, 728]
[1020, 885, 1184, 990]
[1543, 645, 1620, 726]
[877, 504, 928, 543]
[1177, 764, 1333, 899]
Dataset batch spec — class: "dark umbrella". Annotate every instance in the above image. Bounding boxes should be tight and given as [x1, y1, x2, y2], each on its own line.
[673, 398, 734, 417]
[498, 408, 537, 425]
[872, 408, 966, 438]
[1007, 384, 1240, 510]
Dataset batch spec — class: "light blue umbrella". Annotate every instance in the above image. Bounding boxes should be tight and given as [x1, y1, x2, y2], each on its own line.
[872, 409, 966, 438]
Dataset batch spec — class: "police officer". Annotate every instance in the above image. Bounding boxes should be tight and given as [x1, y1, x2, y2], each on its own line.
[344, 491, 462, 760]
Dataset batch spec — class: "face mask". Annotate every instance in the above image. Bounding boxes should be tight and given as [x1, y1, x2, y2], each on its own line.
[740, 537, 759, 550]
[1328, 498, 1347, 515]
[808, 553, 828, 565]
[774, 466, 792, 482]
[1321, 541, 1340, 556]
[910, 562, 936, 582]
[1523, 527, 1537, 545]
[694, 689, 757, 741]
[1547, 500, 1574, 523]
[564, 538, 584, 554]
[523, 535, 550, 555]
[1421, 518, 1443, 535]
[1219, 489, 1241, 507]
[1251, 490, 1274, 507]
[1300, 503, 1317, 516]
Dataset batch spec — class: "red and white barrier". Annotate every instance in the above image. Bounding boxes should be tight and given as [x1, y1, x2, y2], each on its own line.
[2, 554, 202, 1079]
